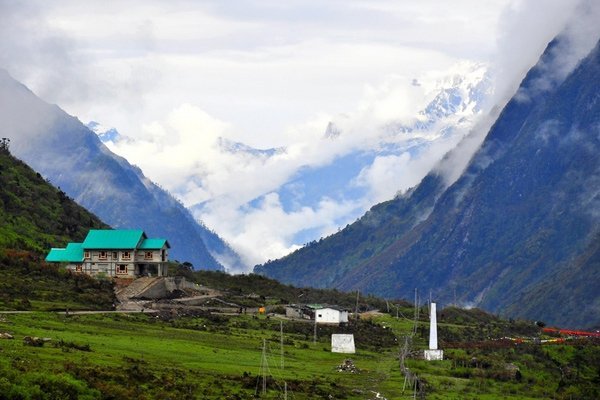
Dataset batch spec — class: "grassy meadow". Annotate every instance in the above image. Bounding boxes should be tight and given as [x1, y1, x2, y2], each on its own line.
[1, 308, 598, 399]
[0, 311, 407, 399]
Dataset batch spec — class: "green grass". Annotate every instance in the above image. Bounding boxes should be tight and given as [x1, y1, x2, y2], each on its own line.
[0, 312, 405, 399]
[1, 307, 599, 399]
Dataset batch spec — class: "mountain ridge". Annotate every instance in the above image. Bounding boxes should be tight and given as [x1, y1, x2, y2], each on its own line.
[256, 38, 600, 328]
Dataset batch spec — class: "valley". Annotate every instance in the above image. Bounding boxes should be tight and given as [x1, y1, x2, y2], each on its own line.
[1, 269, 599, 399]
[0, 2, 599, 398]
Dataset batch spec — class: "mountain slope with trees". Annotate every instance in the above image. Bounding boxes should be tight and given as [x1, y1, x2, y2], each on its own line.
[0, 143, 114, 310]
[256, 38, 600, 328]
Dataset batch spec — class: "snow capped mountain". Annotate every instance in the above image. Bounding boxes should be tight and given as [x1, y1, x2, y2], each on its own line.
[384, 62, 490, 137]
[94, 61, 493, 266]
[204, 62, 493, 248]
[256, 36, 600, 328]
[216, 137, 284, 158]
[87, 121, 122, 143]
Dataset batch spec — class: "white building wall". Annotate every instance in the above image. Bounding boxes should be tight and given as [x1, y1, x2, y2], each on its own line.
[315, 308, 348, 324]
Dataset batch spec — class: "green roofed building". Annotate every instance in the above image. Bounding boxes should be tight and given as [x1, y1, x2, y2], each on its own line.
[46, 229, 170, 278]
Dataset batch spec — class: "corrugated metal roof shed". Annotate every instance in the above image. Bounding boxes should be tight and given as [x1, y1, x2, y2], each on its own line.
[82, 229, 145, 249]
[139, 238, 170, 249]
[45, 242, 84, 262]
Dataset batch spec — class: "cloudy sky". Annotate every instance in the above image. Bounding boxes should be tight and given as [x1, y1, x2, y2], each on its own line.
[1, 0, 595, 270]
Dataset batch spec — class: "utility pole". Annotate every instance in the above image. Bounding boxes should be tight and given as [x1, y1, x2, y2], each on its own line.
[261, 339, 267, 395]
[355, 290, 360, 320]
[428, 289, 432, 315]
[280, 320, 284, 369]
[453, 286, 457, 307]
[413, 288, 418, 335]
[313, 314, 317, 344]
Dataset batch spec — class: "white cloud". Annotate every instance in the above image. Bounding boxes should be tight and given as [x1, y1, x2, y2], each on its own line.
[354, 153, 413, 202]
[490, 0, 598, 105]
[0, 0, 495, 146]
[199, 192, 364, 268]
[1, 0, 595, 270]
[102, 60, 488, 266]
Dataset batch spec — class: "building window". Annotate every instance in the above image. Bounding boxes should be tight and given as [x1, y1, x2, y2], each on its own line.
[99, 251, 107, 260]
[84, 251, 90, 259]
[116, 264, 127, 275]
[75, 265, 82, 272]
[144, 251, 153, 260]
[112, 251, 118, 259]
[122, 251, 131, 260]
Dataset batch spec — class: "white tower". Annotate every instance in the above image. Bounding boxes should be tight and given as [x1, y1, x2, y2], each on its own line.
[424, 302, 443, 360]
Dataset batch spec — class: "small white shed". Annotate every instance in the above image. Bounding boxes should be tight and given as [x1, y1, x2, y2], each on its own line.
[315, 307, 349, 324]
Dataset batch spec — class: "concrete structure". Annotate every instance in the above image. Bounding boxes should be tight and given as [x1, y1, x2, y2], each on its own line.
[331, 334, 356, 353]
[315, 307, 349, 324]
[285, 304, 313, 320]
[424, 302, 444, 361]
[285, 304, 349, 324]
[46, 229, 170, 279]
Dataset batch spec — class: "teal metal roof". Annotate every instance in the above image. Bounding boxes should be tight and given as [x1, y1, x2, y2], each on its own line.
[45, 243, 84, 263]
[139, 238, 170, 249]
[82, 229, 145, 249]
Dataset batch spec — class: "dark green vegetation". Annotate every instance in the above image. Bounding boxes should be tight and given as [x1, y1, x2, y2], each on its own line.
[256, 39, 600, 328]
[175, 266, 407, 310]
[413, 342, 600, 400]
[0, 250, 115, 311]
[0, 143, 108, 253]
[0, 146, 115, 311]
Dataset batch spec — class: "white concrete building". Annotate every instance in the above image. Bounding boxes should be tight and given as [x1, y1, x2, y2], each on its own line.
[315, 307, 349, 324]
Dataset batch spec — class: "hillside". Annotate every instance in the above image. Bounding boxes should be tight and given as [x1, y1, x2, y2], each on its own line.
[256, 38, 600, 328]
[0, 142, 108, 252]
[0, 69, 244, 271]
[0, 145, 114, 310]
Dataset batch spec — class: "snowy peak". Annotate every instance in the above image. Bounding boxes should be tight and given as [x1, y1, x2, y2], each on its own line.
[324, 122, 342, 139]
[216, 137, 283, 158]
[87, 121, 122, 143]
[388, 62, 492, 136]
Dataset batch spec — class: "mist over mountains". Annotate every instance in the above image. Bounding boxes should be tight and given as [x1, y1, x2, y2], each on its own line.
[0, 0, 597, 330]
[97, 62, 493, 266]
[0, 69, 244, 271]
[256, 37, 600, 328]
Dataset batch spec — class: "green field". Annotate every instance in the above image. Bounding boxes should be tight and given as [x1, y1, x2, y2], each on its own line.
[1, 309, 598, 399]
[0, 311, 407, 399]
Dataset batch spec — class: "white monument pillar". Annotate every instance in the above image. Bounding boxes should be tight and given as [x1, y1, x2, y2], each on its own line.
[424, 302, 443, 360]
[429, 302, 438, 350]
